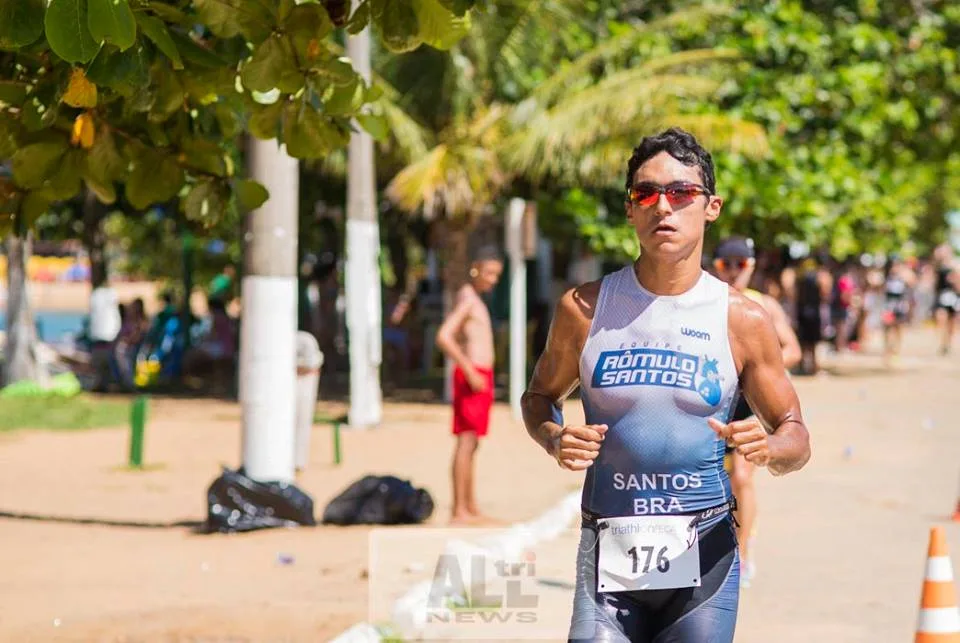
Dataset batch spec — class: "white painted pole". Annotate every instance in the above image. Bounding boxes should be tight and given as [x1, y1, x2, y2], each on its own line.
[506, 198, 527, 420]
[345, 3, 383, 430]
[240, 138, 299, 483]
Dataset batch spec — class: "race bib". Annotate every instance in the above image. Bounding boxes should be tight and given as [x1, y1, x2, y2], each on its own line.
[939, 290, 958, 308]
[595, 514, 701, 593]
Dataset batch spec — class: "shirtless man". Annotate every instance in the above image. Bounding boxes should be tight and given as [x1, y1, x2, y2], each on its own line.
[521, 128, 811, 642]
[435, 246, 504, 524]
[713, 235, 801, 587]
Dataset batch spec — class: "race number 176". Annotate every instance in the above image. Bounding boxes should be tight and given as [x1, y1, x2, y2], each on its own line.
[626, 545, 670, 574]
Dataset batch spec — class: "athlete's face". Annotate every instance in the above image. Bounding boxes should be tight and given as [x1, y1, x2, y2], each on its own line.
[471, 259, 503, 294]
[626, 152, 722, 257]
[714, 256, 750, 286]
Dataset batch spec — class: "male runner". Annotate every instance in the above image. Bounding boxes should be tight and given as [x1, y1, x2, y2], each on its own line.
[521, 128, 811, 642]
[713, 236, 801, 587]
[435, 246, 503, 525]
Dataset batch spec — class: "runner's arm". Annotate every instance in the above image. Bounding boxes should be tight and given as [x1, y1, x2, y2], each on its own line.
[733, 296, 811, 476]
[762, 294, 802, 370]
[521, 284, 597, 456]
[434, 287, 476, 374]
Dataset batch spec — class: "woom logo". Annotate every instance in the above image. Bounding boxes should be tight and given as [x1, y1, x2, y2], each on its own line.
[680, 327, 710, 341]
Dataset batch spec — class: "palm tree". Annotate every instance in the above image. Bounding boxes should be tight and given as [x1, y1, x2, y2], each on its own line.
[384, 2, 769, 295]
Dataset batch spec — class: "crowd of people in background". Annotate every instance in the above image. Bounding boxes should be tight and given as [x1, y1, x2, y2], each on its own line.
[81, 265, 239, 393]
[69, 237, 959, 394]
[311, 239, 960, 386]
[721, 241, 959, 374]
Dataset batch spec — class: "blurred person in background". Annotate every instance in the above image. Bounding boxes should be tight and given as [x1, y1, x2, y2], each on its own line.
[88, 279, 122, 391]
[116, 297, 148, 390]
[435, 246, 504, 525]
[795, 258, 824, 374]
[830, 260, 858, 354]
[713, 236, 801, 587]
[779, 261, 798, 330]
[914, 261, 937, 324]
[208, 264, 236, 306]
[933, 243, 959, 355]
[882, 256, 916, 365]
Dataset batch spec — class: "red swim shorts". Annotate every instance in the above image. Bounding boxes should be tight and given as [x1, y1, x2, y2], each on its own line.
[452, 365, 494, 437]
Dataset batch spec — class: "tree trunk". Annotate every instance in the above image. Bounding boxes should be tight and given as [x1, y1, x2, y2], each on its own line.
[81, 189, 108, 289]
[3, 231, 49, 387]
[436, 214, 474, 401]
[241, 137, 299, 483]
[384, 212, 409, 294]
[344, 5, 383, 429]
[439, 215, 474, 298]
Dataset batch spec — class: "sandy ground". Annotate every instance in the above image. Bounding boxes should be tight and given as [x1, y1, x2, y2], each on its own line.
[0, 326, 958, 642]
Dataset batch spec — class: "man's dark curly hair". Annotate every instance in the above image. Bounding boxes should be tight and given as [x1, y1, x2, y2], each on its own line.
[624, 127, 716, 195]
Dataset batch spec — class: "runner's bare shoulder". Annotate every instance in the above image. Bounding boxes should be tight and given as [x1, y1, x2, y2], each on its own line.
[554, 279, 603, 350]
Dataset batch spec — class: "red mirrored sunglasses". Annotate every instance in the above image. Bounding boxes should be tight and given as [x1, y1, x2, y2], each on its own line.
[628, 182, 710, 208]
[714, 258, 751, 271]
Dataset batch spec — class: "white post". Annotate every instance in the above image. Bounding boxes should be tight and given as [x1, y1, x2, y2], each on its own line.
[537, 236, 553, 315]
[345, 3, 383, 430]
[240, 138, 299, 483]
[506, 198, 527, 420]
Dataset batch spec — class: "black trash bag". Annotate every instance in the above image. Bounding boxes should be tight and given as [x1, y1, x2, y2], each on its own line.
[322, 475, 434, 525]
[203, 466, 316, 533]
[320, 475, 383, 524]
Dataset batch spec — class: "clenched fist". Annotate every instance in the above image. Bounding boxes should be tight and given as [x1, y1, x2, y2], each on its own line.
[551, 424, 608, 471]
[708, 417, 770, 467]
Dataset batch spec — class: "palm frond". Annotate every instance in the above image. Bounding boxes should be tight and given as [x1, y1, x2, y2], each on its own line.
[379, 99, 431, 163]
[568, 137, 645, 188]
[667, 114, 770, 159]
[493, 0, 582, 82]
[504, 74, 724, 181]
[505, 113, 769, 189]
[630, 48, 742, 76]
[529, 4, 734, 107]
[463, 103, 507, 143]
[385, 142, 505, 218]
[386, 145, 450, 215]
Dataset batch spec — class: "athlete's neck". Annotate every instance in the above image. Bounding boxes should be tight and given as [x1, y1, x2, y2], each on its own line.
[634, 252, 704, 296]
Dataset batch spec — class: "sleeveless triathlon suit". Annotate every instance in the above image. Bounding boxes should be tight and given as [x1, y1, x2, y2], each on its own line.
[568, 267, 741, 643]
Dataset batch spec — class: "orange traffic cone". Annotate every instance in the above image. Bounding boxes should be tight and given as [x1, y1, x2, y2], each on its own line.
[916, 526, 960, 642]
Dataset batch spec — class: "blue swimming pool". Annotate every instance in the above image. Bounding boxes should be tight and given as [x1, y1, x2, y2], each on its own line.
[0, 311, 87, 344]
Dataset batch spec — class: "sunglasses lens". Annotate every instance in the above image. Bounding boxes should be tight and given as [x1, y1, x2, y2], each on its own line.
[631, 189, 659, 207]
[717, 259, 748, 271]
[631, 184, 707, 206]
[666, 186, 702, 204]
